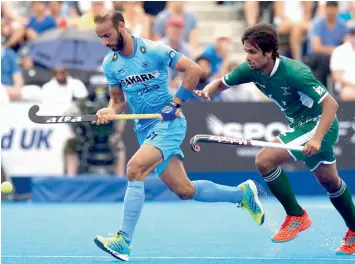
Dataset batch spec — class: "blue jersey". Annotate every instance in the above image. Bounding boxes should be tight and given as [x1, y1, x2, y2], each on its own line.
[102, 37, 182, 131]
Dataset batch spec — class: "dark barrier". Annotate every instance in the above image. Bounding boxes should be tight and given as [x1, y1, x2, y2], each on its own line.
[122, 102, 355, 172]
[30, 170, 355, 202]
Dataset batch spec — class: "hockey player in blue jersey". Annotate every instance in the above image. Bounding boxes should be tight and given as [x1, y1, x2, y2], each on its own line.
[92, 10, 265, 261]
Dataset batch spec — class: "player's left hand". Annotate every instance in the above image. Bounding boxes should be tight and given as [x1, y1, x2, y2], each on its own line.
[160, 102, 180, 121]
[303, 138, 322, 156]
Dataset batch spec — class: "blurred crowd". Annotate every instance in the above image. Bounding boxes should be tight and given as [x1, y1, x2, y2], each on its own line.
[244, 1, 355, 101]
[1, 1, 355, 178]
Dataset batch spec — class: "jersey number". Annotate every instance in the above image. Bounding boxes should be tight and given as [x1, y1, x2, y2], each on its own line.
[146, 131, 158, 140]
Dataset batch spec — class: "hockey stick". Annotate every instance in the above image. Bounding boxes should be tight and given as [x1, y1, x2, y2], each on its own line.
[190, 134, 304, 152]
[28, 105, 166, 124]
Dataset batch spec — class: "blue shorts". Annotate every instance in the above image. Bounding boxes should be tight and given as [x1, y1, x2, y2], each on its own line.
[136, 116, 187, 176]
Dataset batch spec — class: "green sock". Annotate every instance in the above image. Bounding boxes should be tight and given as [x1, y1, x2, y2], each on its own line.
[264, 167, 303, 216]
[329, 180, 355, 231]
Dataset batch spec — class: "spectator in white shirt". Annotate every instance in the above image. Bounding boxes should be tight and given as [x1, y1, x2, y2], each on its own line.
[41, 67, 88, 104]
[41, 67, 88, 177]
[330, 25, 355, 101]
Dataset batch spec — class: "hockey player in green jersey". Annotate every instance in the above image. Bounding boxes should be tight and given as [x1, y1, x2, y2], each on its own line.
[195, 23, 355, 255]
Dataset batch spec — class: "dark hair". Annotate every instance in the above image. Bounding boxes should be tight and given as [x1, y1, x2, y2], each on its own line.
[195, 56, 211, 64]
[94, 10, 125, 28]
[241, 23, 279, 60]
[53, 68, 68, 74]
[325, 1, 338, 8]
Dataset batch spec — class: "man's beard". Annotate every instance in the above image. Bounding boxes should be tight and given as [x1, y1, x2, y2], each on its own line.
[111, 32, 124, 51]
[57, 78, 67, 85]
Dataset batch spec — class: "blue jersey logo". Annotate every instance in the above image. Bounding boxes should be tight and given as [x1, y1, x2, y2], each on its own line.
[121, 70, 160, 86]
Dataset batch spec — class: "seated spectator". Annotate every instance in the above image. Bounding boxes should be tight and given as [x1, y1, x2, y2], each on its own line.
[152, 1, 198, 50]
[190, 56, 221, 102]
[77, 1, 108, 30]
[26, 1, 57, 41]
[273, 1, 314, 60]
[201, 26, 233, 78]
[161, 15, 192, 90]
[244, 1, 274, 26]
[121, 1, 150, 39]
[2, 43, 44, 102]
[1, 2, 25, 51]
[346, 3, 355, 27]
[49, 1, 68, 29]
[304, 1, 349, 86]
[112, 1, 124, 12]
[55, 1, 82, 28]
[317, 1, 354, 22]
[161, 16, 191, 58]
[143, 1, 166, 39]
[1, 46, 24, 101]
[2, 1, 31, 19]
[330, 25, 355, 101]
[338, 1, 355, 22]
[41, 67, 88, 104]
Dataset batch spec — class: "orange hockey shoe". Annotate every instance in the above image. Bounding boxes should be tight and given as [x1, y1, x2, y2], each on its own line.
[336, 229, 355, 255]
[271, 209, 312, 243]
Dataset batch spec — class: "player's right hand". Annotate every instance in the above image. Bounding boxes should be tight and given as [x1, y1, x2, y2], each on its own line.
[92, 107, 116, 125]
[194, 90, 211, 101]
[160, 102, 180, 121]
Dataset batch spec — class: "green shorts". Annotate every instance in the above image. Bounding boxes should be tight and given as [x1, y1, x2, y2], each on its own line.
[278, 117, 339, 171]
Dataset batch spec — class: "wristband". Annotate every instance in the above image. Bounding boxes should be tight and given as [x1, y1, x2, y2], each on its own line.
[176, 86, 193, 102]
[171, 101, 181, 108]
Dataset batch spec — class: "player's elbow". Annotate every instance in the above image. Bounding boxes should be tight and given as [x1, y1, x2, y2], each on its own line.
[190, 62, 202, 79]
[333, 98, 339, 111]
[323, 95, 339, 113]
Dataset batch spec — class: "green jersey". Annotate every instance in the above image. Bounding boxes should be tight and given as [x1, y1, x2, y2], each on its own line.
[222, 56, 329, 128]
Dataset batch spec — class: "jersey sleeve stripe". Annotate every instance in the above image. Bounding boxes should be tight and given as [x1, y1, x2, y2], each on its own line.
[317, 92, 329, 104]
[169, 53, 182, 68]
[222, 75, 232, 87]
[109, 83, 121, 88]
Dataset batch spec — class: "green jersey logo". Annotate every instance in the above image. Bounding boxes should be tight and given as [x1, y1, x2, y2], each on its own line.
[313, 85, 325, 95]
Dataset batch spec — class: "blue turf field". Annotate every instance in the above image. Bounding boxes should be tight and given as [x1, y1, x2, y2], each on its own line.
[2, 197, 355, 264]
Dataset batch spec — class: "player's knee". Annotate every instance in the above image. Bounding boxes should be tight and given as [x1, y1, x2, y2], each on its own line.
[174, 183, 195, 200]
[126, 160, 144, 181]
[316, 175, 341, 193]
[255, 150, 272, 174]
